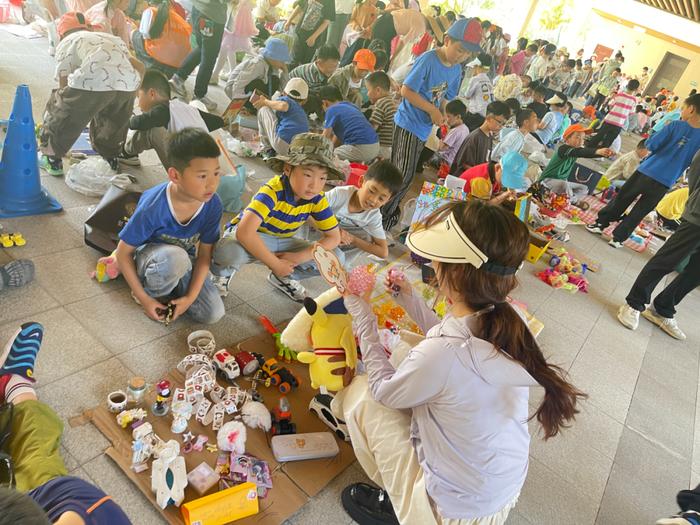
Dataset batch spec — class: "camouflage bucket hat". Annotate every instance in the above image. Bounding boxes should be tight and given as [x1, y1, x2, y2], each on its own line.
[266, 133, 344, 180]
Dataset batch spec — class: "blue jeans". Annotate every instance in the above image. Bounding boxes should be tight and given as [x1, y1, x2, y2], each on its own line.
[210, 228, 344, 281]
[135, 244, 225, 324]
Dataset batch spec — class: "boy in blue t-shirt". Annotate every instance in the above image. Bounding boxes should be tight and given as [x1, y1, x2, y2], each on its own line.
[320, 85, 380, 163]
[254, 78, 310, 156]
[116, 128, 225, 324]
[381, 18, 483, 230]
[587, 94, 700, 247]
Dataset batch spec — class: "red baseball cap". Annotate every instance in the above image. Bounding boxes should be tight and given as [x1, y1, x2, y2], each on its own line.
[446, 18, 482, 53]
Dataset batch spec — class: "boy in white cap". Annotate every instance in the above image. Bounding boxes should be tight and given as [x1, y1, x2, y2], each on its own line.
[253, 78, 310, 156]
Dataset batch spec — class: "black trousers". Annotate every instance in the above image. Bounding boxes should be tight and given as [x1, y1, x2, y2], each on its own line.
[586, 121, 622, 148]
[626, 220, 700, 317]
[596, 171, 669, 242]
[176, 7, 225, 99]
[592, 91, 607, 110]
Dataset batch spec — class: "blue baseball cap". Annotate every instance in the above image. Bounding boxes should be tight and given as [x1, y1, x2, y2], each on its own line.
[500, 151, 528, 190]
[262, 38, 291, 64]
[446, 18, 482, 53]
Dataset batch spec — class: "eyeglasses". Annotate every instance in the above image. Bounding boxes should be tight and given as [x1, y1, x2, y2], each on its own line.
[492, 117, 507, 127]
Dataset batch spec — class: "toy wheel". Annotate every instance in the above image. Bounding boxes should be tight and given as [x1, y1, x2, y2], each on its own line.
[269, 373, 281, 386]
[279, 382, 290, 394]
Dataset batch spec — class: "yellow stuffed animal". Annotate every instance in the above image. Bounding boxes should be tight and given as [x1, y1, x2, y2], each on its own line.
[282, 289, 357, 393]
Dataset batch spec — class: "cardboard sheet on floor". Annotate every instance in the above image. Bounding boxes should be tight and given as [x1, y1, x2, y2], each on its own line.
[88, 330, 356, 525]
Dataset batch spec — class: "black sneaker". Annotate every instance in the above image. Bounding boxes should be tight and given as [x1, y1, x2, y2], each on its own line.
[267, 272, 306, 303]
[118, 147, 141, 166]
[341, 483, 399, 525]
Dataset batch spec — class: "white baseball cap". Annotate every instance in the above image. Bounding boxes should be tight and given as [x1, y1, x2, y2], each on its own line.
[285, 78, 309, 100]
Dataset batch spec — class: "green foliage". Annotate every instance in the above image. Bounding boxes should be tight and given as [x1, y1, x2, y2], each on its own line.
[539, 0, 572, 31]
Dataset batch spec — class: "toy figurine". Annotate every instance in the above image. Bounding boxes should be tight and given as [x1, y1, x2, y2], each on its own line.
[170, 401, 193, 434]
[116, 408, 147, 429]
[151, 440, 187, 508]
[152, 379, 172, 416]
[270, 396, 295, 436]
[131, 422, 158, 473]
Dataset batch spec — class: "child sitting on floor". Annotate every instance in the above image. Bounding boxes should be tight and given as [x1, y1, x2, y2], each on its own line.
[538, 123, 614, 208]
[321, 85, 380, 163]
[0, 322, 132, 524]
[451, 100, 511, 174]
[365, 71, 397, 160]
[304, 159, 402, 262]
[491, 108, 539, 161]
[459, 150, 527, 202]
[253, 78, 310, 156]
[604, 139, 649, 189]
[115, 128, 225, 324]
[289, 45, 341, 116]
[210, 133, 341, 302]
[224, 37, 290, 105]
[120, 69, 224, 169]
[533, 92, 568, 146]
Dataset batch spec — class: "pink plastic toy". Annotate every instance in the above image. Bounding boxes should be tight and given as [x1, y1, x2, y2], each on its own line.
[347, 265, 376, 296]
[387, 267, 406, 297]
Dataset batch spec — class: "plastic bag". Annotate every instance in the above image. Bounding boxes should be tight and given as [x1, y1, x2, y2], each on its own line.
[217, 166, 247, 213]
[65, 157, 133, 197]
[225, 137, 262, 158]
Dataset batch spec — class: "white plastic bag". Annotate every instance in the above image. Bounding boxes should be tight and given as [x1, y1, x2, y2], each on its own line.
[225, 137, 262, 158]
[65, 157, 133, 197]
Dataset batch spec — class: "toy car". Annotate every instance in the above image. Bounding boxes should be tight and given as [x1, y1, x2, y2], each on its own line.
[261, 358, 300, 394]
[213, 349, 241, 381]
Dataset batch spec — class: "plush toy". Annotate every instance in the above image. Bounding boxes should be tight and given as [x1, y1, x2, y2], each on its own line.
[281, 288, 358, 393]
[347, 265, 376, 296]
[91, 251, 120, 283]
[217, 421, 247, 454]
[240, 400, 271, 431]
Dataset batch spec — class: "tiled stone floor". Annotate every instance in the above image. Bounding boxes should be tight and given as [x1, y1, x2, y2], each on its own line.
[2, 25, 700, 525]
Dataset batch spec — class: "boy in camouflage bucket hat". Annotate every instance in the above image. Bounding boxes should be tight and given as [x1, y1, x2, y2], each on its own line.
[210, 133, 341, 302]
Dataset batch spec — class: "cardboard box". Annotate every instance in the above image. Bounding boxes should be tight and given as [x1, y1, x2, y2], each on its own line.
[181, 482, 259, 525]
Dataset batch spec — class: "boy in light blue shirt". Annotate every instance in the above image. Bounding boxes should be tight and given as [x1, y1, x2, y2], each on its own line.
[381, 18, 483, 230]
[533, 93, 567, 147]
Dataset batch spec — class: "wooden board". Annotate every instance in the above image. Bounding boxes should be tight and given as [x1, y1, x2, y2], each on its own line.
[88, 329, 357, 524]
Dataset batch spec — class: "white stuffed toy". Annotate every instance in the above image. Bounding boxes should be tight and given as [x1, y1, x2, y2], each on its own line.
[216, 421, 247, 454]
[240, 400, 272, 431]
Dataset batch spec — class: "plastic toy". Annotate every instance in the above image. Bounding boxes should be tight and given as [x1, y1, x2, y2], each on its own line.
[116, 408, 147, 429]
[0, 233, 26, 247]
[270, 396, 296, 436]
[347, 265, 376, 296]
[152, 379, 171, 416]
[213, 349, 241, 381]
[234, 351, 260, 376]
[131, 422, 159, 472]
[217, 421, 247, 454]
[170, 401, 193, 434]
[259, 315, 296, 362]
[91, 251, 120, 283]
[261, 357, 300, 394]
[387, 267, 406, 297]
[294, 293, 358, 393]
[151, 440, 187, 508]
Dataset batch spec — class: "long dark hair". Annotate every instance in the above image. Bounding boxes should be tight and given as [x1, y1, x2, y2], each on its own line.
[424, 200, 586, 439]
[148, 0, 171, 39]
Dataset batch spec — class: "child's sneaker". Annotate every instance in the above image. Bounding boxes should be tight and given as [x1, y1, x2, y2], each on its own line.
[642, 308, 687, 340]
[585, 223, 603, 234]
[267, 272, 306, 303]
[0, 260, 35, 291]
[309, 393, 350, 442]
[104, 157, 120, 172]
[169, 74, 188, 99]
[210, 273, 235, 297]
[608, 239, 624, 249]
[40, 155, 63, 176]
[0, 322, 43, 380]
[117, 148, 141, 166]
[193, 95, 217, 112]
[617, 303, 640, 330]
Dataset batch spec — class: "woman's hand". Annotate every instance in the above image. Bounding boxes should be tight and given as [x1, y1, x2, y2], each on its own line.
[384, 270, 412, 298]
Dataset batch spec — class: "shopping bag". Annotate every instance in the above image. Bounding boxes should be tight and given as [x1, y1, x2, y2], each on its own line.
[84, 185, 142, 255]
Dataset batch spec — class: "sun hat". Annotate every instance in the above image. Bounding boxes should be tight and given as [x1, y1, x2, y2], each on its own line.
[499, 151, 528, 190]
[353, 49, 376, 71]
[262, 37, 291, 64]
[445, 18, 482, 53]
[284, 78, 309, 100]
[266, 133, 344, 180]
[57, 11, 90, 39]
[563, 123, 593, 140]
[546, 94, 566, 104]
[426, 14, 449, 46]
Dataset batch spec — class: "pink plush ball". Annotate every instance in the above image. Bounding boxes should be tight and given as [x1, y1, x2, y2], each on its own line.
[348, 266, 376, 296]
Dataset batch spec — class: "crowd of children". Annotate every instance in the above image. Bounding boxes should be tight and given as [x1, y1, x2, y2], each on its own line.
[6, 0, 699, 523]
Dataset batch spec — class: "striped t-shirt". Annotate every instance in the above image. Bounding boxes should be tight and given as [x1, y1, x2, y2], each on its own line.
[369, 95, 398, 147]
[230, 175, 338, 237]
[604, 92, 637, 128]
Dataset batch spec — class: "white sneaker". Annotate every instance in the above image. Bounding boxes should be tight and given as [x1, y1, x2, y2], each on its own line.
[642, 308, 687, 340]
[194, 95, 217, 112]
[617, 304, 640, 330]
[268, 272, 306, 303]
[211, 273, 234, 297]
[169, 75, 188, 99]
[586, 223, 603, 234]
[608, 239, 624, 249]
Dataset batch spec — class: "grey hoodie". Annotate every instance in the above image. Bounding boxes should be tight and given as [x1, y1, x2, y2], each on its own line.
[345, 294, 537, 520]
[682, 150, 700, 227]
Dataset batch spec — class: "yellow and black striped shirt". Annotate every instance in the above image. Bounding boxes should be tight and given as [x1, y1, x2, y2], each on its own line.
[230, 175, 338, 237]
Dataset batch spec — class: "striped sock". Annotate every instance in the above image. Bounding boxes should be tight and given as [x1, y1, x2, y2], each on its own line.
[0, 322, 43, 381]
[4, 374, 35, 404]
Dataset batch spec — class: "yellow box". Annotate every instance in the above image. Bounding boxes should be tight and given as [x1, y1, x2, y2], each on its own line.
[181, 482, 259, 525]
[525, 232, 551, 264]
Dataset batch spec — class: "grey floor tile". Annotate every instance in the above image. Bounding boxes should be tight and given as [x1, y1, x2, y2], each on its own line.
[535, 313, 587, 370]
[0, 279, 59, 324]
[534, 284, 604, 339]
[205, 303, 266, 348]
[62, 204, 96, 234]
[0, 250, 12, 264]
[504, 511, 533, 524]
[39, 174, 101, 209]
[65, 289, 183, 353]
[0, 213, 83, 258]
[571, 337, 643, 396]
[61, 444, 80, 472]
[517, 457, 600, 525]
[33, 246, 125, 305]
[567, 359, 633, 424]
[61, 422, 112, 465]
[226, 262, 280, 301]
[82, 454, 167, 525]
[286, 463, 370, 525]
[248, 290, 306, 325]
[119, 328, 191, 382]
[0, 307, 113, 386]
[66, 466, 96, 484]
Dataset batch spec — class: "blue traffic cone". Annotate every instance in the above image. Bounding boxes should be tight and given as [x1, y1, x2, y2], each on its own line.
[0, 85, 62, 218]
